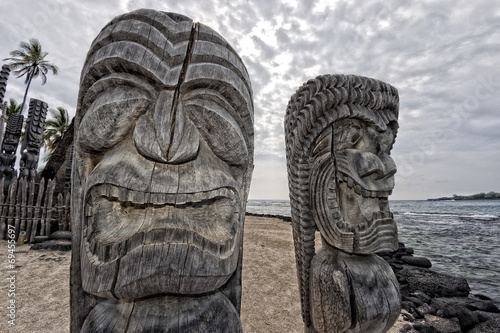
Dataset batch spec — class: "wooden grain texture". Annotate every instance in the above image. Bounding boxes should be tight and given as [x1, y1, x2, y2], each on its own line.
[20, 99, 48, 180]
[284, 75, 401, 332]
[310, 246, 400, 333]
[71, 8, 253, 332]
[81, 293, 242, 333]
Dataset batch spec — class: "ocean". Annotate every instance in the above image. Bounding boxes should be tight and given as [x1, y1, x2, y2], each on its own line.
[246, 199, 500, 304]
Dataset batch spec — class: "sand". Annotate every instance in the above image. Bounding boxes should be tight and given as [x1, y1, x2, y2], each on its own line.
[0, 216, 406, 332]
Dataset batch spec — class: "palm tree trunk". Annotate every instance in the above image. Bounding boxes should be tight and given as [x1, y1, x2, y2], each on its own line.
[20, 71, 33, 116]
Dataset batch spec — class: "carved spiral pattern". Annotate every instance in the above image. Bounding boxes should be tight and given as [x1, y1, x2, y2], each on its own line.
[284, 74, 399, 326]
[0, 65, 10, 105]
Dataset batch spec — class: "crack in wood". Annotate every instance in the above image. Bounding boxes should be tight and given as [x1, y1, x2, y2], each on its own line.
[167, 23, 197, 160]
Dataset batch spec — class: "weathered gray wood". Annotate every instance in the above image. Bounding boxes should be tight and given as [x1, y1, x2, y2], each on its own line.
[6, 177, 18, 238]
[284, 75, 401, 332]
[30, 178, 45, 243]
[19, 99, 48, 180]
[44, 179, 55, 236]
[13, 177, 22, 239]
[25, 179, 36, 242]
[0, 115, 24, 188]
[19, 177, 28, 235]
[0, 177, 6, 239]
[64, 193, 70, 230]
[58, 193, 64, 231]
[310, 245, 400, 333]
[71, 9, 253, 333]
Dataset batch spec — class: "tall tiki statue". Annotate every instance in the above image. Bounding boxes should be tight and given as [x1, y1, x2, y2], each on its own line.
[19, 98, 48, 180]
[285, 74, 401, 333]
[0, 64, 10, 105]
[0, 114, 24, 187]
[71, 9, 254, 332]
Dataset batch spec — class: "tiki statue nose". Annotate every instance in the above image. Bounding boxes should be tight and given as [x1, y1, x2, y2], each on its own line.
[134, 90, 199, 164]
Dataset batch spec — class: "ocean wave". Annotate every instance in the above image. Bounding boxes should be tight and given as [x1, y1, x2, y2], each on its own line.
[394, 211, 499, 221]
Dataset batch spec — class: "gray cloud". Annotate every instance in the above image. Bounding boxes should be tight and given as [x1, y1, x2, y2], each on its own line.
[0, 0, 499, 200]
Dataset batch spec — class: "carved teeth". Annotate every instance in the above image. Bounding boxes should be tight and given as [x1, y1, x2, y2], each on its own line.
[336, 173, 390, 199]
[87, 184, 236, 207]
[354, 184, 362, 195]
[372, 211, 393, 220]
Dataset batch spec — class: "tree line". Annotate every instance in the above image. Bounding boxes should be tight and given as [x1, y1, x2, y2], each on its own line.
[429, 192, 500, 201]
[2, 38, 70, 162]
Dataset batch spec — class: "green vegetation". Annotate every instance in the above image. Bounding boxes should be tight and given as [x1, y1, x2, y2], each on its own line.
[1, 98, 22, 121]
[42, 107, 70, 161]
[429, 192, 500, 201]
[3, 38, 58, 115]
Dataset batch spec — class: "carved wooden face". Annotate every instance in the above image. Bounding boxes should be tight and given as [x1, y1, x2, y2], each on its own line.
[2, 114, 24, 154]
[310, 118, 398, 254]
[73, 11, 253, 300]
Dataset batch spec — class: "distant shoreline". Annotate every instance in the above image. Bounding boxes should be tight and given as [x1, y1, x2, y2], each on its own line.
[428, 192, 500, 201]
[428, 198, 500, 201]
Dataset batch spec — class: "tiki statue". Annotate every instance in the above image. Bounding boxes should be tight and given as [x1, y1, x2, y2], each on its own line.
[285, 74, 401, 333]
[19, 98, 48, 180]
[0, 114, 24, 188]
[71, 9, 254, 332]
[0, 64, 10, 105]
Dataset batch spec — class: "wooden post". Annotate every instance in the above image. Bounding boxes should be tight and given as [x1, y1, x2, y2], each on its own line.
[30, 178, 45, 243]
[57, 193, 64, 231]
[20, 177, 28, 235]
[45, 179, 55, 236]
[14, 177, 22, 240]
[25, 179, 36, 242]
[64, 193, 71, 231]
[0, 177, 6, 239]
[6, 177, 17, 237]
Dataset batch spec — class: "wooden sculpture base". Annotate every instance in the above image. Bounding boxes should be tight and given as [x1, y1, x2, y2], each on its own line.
[309, 242, 401, 333]
[81, 292, 242, 333]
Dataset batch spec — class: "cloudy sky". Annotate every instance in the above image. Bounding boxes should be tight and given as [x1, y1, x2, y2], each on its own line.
[0, 0, 499, 200]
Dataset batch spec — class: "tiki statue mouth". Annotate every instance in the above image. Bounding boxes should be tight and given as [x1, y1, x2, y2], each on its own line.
[311, 120, 399, 254]
[83, 184, 240, 264]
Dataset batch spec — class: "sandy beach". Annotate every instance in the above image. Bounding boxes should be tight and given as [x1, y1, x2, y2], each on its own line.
[0, 216, 406, 332]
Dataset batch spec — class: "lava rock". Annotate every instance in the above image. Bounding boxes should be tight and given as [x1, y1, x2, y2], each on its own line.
[412, 321, 438, 333]
[467, 317, 500, 333]
[423, 314, 461, 333]
[415, 304, 435, 317]
[465, 299, 500, 313]
[403, 301, 417, 313]
[50, 230, 72, 240]
[442, 305, 479, 330]
[397, 267, 470, 297]
[401, 256, 432, 268]
[411, 291, 432, 304]
[476, 311, 500, 322]
[34, 236, 51, 243]
[431, 297, 500, 314]
[31, 241, 71, 251]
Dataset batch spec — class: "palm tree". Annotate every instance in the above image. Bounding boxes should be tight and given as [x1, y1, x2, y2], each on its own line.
[42, 107, 70, 153]
[3, 38, 58, 115]
[2, 98, 22, 121]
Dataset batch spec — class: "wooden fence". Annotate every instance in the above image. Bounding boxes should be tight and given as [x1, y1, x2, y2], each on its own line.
[0, 177, 70, 242]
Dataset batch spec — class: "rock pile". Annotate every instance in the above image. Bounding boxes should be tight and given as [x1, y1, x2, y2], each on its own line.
[378, 242, 500, 333]
[30, 230, 71, 251]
